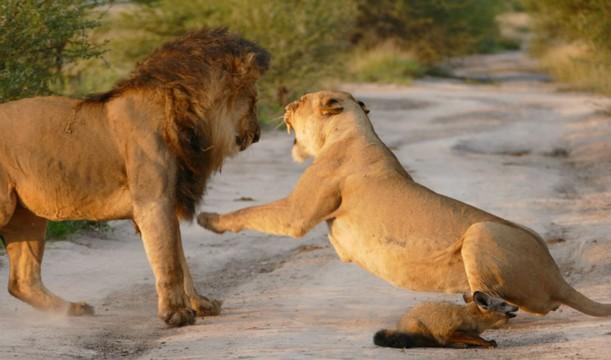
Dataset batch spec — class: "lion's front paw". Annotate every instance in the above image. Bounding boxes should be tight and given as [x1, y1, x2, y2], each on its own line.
[190, 295, 223, 317]
[197, 212, 226, 234]
[161, 307, 196, 327]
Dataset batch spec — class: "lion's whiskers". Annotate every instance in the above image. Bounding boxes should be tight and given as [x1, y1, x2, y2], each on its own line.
[272, 115, 286, 130]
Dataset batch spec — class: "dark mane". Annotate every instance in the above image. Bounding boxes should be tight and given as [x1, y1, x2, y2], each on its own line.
[85, 27, 269, 102]
[86, 28, 270, 220]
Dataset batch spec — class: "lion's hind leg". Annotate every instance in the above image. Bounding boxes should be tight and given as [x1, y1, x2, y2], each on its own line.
[3, 205, 94, 316]
[461, 221, 562, 315]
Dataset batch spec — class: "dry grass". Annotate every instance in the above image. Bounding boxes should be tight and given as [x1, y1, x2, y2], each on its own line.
[497, 12, 530, 46]
[347, 42, 424, 85]
[537, 43, 611, 95]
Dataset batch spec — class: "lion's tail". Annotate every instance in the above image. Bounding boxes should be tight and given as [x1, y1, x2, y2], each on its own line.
[373, 329, 441, 348]
[558, 283, 611, 317]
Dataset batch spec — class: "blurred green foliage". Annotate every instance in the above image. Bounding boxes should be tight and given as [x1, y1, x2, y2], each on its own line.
[348, 42, 424, 85]
[0, 0, 107, 102]
[46, 221, 109, 240]
[352, 0, 506, 63]
[2, 0, 515, 117]
[523, 0, 611, 94]
[74, 0, 357, 120]
[61, 0, 508, 122]
[524, 0, 611, 53]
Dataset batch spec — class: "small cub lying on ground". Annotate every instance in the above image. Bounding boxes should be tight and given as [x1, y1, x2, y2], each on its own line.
[374, 292, 518, 349]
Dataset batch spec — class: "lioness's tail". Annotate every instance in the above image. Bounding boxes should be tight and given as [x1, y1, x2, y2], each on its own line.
[373, 329, 440, 348]
[558, 283, 611, 317]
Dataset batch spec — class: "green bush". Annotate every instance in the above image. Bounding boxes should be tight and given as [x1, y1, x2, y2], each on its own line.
[352, 0, 506, 63]
[0, 0, 106, 102]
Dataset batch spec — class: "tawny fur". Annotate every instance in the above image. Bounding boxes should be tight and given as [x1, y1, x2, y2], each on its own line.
[374, 292, 517, 349]
[0, 28, 269, 326]
[198, 90, 611, 318]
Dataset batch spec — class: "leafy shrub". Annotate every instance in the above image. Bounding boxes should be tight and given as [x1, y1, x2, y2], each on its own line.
[0, 0, 106, 102]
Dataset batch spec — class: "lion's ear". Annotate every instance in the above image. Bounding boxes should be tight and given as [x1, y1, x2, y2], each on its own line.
[358, 100, 370, 114]
[320, 98, 343, 116]
[234, 53, 258, 78]
[235, 51, 270, 79]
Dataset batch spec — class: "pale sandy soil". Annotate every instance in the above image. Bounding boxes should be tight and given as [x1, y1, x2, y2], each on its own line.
[1, 52, 610, 359]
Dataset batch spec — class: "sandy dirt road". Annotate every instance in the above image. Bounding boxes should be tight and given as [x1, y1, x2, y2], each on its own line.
[1, 52, 611, 359]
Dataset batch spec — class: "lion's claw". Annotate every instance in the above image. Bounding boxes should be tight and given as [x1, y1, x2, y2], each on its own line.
[163, 307, 196, 327]
[197, 212, 225, 234]
[192, 296, 223, 317]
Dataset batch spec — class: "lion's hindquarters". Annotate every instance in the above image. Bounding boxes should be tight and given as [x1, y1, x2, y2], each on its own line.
[461, 222, 564, 315]
[0, 97, 131, 221]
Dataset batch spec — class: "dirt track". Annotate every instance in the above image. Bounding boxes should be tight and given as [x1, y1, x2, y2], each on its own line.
[1, 52, 611, 359]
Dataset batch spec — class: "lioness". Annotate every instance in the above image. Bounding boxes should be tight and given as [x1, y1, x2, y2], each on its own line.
[198, 90, 611, 317]
[0, 28, 269, 326]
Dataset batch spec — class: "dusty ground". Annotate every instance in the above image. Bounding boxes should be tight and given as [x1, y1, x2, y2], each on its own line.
[1, 52, 611, 359]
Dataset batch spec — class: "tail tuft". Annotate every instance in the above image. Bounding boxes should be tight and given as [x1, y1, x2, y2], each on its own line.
[373, 329, 440, 348]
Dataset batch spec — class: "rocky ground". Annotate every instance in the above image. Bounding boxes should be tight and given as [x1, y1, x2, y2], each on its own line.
[1, 52, 610, 359]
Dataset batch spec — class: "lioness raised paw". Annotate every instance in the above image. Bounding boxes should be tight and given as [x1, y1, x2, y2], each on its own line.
[197, 212, 225, 234]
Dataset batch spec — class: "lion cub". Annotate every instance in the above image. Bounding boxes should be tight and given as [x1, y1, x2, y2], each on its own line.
[374, 292, 518, 349]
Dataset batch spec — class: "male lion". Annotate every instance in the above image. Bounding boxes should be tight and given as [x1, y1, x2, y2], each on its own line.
[198, 90, 611, 318]
[0, 28, 269, 327]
